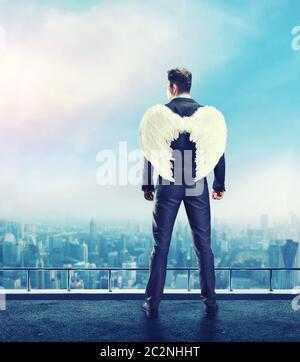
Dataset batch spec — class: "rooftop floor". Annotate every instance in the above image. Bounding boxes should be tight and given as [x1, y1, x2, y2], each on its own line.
[1, 299, 300, 342]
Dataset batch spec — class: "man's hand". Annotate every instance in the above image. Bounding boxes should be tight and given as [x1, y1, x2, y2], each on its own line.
[144, 190, 154, 201]
[212, 190, 225, 200]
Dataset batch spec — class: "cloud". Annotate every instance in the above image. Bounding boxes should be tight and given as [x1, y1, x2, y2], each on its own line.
[0, 1, 249, 145]
[0, 0, 262, 221]
[0, 2, 176, 144]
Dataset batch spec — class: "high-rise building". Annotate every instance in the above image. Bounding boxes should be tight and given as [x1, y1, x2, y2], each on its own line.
[3, 233, 18, 266]
[36, 257, 45, 289]
[281, 239, 298, 289]
[269, 239, 299, 289]
[89, 218, 97, 252]
[122, 260, 137, 288]
[81, 242, 89, 264]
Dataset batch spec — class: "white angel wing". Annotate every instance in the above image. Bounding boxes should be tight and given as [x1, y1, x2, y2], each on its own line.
[139, 104, 179, 181]
[188, 106, 227, 181]
[139, 103, 227, 182]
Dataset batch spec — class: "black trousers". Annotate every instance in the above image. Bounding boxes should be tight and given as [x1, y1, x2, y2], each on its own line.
[145, 177, 216, 308]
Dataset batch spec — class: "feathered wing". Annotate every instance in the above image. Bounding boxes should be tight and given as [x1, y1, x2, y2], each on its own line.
[188, 106, 227, 181]
[139, 104, 179, 181]
[139, 104, 227, 182]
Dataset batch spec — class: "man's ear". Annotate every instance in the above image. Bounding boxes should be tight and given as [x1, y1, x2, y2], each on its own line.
[172, 83, 179, 96]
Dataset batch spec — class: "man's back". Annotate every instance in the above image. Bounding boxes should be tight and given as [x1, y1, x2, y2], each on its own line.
[164, 96, 203, 185]
[141, 96, 226, 193]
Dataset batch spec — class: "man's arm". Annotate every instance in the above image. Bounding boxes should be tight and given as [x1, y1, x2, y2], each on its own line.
[212, 153, 226, 192]
[141, 157, 155, 192]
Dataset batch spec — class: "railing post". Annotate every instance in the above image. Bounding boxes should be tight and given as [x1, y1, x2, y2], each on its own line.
[187, 269, 191, 291]
[67, 269, 71, 292]
[108, 269, 112, 292]
[229, 269, 233, 292]
[269, 269, 273, 292]
[27, 269, 31, 292]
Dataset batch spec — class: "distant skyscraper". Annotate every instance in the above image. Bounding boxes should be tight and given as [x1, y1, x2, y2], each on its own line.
[7, 221, 24, 240]
[81, 242, 89, 264]
[269, 239, 299, 289]
[281, 239, 298, 268]
[122, 261, 137, 288]
[269, 239, 282, 268]
[3, 233, 19, 266]
[108, 251, 118, 267]
[260, 214, 269, 231]
[36, 257, 45, 289]
[89, 218, 97, 252]
[120, 233, 127, 252]
[281, 239, 298, 289]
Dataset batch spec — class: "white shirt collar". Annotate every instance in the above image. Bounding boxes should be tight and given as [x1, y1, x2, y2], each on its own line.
[173, 94, 192, 99]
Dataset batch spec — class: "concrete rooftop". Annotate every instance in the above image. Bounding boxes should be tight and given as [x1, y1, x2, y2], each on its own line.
[1, 299, 300, 342]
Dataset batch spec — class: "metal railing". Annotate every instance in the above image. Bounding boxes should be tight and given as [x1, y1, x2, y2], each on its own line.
[0, 267, 300, 292]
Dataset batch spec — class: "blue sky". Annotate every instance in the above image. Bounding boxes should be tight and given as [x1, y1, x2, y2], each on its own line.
[0, 0, 299, 224]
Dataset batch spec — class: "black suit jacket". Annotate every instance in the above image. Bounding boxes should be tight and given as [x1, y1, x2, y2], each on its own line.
[141, 96, 226, 193]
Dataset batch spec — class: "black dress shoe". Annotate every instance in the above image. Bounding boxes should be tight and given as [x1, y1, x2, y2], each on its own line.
[203, 299, 219, 317]
[142, 301, 158, 319]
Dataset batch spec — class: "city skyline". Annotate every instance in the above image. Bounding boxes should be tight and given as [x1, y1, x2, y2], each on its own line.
[1, 211, 300, 290]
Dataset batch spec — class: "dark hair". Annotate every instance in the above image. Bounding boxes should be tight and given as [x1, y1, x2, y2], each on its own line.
[167, 67, 192, 94]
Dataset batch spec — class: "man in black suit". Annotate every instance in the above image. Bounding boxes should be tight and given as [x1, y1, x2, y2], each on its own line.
[141, 67, 226, 319]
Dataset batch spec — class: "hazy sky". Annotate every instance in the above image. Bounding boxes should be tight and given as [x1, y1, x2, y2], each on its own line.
[0, 0, 299, 225]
